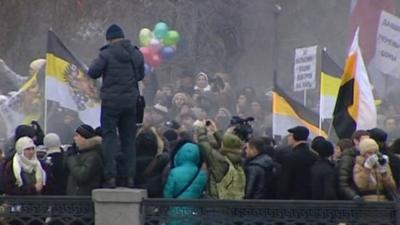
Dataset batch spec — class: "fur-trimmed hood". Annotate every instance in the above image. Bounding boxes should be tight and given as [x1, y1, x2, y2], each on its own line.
[76, 136, 102, 151]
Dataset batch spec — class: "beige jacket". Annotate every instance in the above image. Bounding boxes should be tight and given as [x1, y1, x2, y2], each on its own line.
[353, 155, 396, 201]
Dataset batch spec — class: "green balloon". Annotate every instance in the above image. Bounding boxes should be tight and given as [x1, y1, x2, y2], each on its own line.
[153, 22, 169, 40]
[139, 28, 152, 47]
[164, 30, 180, 46]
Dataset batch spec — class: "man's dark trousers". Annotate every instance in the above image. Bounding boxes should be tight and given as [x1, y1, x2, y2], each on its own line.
[101, 105, 137, 180]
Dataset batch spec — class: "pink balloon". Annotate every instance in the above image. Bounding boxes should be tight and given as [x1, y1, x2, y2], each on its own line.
[140, 47, 152, 61]
[148, 53, 162, 67]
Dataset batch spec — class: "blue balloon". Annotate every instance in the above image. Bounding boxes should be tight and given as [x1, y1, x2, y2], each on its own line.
[160, 46, 176, 60]
[144, 63, 152, 76]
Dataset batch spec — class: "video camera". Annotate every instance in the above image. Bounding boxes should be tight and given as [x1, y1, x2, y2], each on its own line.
[230, 116, 254, 142]
[377, 153, 388, 166]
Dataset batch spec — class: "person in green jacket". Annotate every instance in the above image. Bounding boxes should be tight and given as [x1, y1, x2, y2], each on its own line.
[65, 124, 103, 196]
[195, 120, 245, 200]
[337, 130, 369, 200]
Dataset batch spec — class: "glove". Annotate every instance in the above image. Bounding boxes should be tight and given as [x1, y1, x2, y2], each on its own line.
[364, 154, 379, 169]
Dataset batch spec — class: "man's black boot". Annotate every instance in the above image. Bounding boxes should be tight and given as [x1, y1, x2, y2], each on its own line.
[126, 177, 135, 188]
[103, 178, 116, 189]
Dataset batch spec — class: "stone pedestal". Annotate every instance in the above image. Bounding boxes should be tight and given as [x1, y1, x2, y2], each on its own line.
[92, 188, 147, 225]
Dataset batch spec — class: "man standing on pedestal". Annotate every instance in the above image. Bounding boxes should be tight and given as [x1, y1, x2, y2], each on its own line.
[88, 24, 144, 188]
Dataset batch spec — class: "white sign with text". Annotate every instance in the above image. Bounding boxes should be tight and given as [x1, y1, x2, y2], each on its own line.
[294, 45, 317, 91]
[373, 11, 400, 78]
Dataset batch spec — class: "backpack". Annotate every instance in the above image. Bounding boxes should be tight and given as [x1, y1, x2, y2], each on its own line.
[216, 156, 245, 200]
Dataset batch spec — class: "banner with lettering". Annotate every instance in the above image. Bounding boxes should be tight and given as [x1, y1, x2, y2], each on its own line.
[372, 10, 400, 78]
[293, 45, 317, 91]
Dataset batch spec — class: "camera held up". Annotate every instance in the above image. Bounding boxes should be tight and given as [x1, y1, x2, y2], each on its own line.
[230, 116, 254, 142]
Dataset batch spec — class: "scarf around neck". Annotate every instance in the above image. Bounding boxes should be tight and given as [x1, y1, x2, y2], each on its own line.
[12, 153, 46, 187]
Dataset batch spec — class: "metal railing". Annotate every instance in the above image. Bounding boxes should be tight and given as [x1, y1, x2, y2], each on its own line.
[143, 199, 399, 225]
[1, 194, 397, 225]
[0, 196, 94, 225]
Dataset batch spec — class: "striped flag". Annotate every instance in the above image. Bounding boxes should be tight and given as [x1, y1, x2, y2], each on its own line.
[319, 50, 342, 120]
[273, 80, 328, 138]
[0, 71, 44, 138]
[46, 30, 101, 129]
[333, 28, 377, 139]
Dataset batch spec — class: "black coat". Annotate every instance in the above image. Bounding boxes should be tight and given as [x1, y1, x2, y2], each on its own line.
[88, 40, 144, 109]
[245, 153, 275, 199]
[275, 144, 291, 165]
[43, 151, 68, 195]
[278, 143, 318, 199]
[381, 145, 400, 188]
[311, 158, 337, 200]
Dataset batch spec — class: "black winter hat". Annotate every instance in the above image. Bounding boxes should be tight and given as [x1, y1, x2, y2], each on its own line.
[94, 126, 103, 137]
[313, 139, 334, 158]
[311, 136, 326, 150]
[287, 126, 309, 141]
[368, 128, 387, 143]
[14, 125, 36, 141]
[76, 124, 96, 139]
[106, 24, 125, 41]
[163, 129, 179, 142]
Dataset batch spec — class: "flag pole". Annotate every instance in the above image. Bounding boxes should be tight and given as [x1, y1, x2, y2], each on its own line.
[44, 29, 51, 134]
[317, 46, 324, 136]
[44, 66, 48, 134]
[272, 2, 282, 141]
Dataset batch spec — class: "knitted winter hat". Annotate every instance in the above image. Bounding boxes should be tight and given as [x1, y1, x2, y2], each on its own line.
[359, 138, 379, 156]
[76, 124, 96, 139]
[106, 24, 125, 41]
[163, 129, 179, 142]
[313, 139, 334, 158]
[368, 128, 387, 143]
[221, 133, 243, 155]
[14, 125, 36, 142]
[43, 133, 61, 152]
[311, 136, 326, 150]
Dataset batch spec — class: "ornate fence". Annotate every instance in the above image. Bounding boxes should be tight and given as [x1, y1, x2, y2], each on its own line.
[143, 199, 399, 225]
[0, 194, 397, 225]
[0, 196, 94, 225]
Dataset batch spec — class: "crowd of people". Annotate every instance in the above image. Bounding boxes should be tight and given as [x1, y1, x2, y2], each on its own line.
[1, 24, 400, 204]
[1, 98, 400, 203]
[0, 117, 398, 203]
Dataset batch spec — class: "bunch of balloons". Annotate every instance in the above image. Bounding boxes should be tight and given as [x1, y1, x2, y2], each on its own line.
[139, 22, 180, 75]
